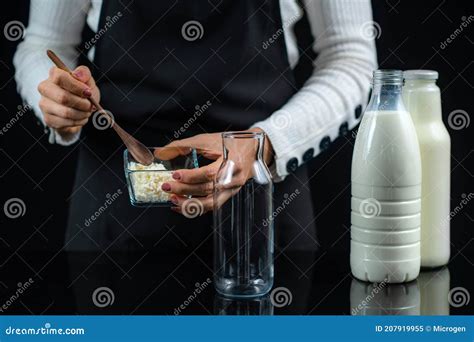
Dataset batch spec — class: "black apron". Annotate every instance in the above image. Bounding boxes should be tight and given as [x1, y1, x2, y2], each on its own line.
[66, 0, 317, 252]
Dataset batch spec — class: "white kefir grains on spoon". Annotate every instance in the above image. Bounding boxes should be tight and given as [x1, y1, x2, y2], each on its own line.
[129, 162, 173, 202]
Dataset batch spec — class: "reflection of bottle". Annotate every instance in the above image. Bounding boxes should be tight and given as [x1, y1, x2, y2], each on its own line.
[214, 294, 273, 315]
[350, 278, 420, 315]
[351, 69, 422, 283]
[418, 267, 450, 315]
[403, 70, 451, 268]
[213, 132, 274, 298]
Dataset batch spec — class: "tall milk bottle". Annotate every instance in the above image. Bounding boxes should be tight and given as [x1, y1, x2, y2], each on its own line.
[351, 70, 422, 283]
[403, 70, 451, 268]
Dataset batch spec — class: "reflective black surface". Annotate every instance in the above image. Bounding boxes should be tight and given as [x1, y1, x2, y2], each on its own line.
[0, 246, 472, 315]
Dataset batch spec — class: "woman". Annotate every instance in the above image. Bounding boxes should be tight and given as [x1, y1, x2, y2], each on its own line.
[14, 0, 377, 252]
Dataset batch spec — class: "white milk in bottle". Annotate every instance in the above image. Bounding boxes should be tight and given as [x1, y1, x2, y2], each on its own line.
[351, 70, 422, 283]
[403, 70, 451, 268]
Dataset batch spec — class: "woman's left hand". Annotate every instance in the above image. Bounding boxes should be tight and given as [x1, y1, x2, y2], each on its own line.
[157, 128, 273, 216]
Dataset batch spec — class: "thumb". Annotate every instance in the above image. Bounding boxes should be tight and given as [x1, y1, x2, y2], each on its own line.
[154, 144, 195, 161]
[71, 65, 92, 84]
[165, 136, 198, 148]
[154, 136, 199, 160]
[167, 135, 221, 160]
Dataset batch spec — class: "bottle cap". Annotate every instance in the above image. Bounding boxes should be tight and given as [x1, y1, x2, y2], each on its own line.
[403, 70, 438, 80]
[372, 69, 403, 84]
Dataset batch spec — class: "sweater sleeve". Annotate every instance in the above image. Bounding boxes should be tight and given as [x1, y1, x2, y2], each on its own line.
[252, 0, 378, 182]
[13, 0, 91, 145]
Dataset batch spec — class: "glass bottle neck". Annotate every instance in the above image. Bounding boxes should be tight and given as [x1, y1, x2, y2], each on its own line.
[222, 132, 264, 162]
[366, 82, 407, 113]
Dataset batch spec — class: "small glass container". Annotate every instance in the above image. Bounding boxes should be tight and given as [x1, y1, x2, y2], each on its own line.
[124, 147, 198, 206]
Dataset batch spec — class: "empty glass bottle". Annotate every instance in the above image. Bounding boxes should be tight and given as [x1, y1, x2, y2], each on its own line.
[214, 294, 273, 315]
[213, 131, 274, 298]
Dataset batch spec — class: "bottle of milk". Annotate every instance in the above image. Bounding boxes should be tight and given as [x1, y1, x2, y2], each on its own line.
[351, 69, 422, 283]
[402, 70, 451, 268]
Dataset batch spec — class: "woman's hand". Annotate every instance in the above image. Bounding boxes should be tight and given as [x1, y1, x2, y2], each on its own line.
[38, 66, 100, 139]
[157, 128, 273, 216]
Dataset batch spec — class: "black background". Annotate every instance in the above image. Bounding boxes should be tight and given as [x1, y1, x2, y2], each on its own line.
[1, 0, 472, 255]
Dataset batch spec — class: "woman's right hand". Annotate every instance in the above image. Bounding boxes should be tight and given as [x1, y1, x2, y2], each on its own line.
[38, 65, 100, 138]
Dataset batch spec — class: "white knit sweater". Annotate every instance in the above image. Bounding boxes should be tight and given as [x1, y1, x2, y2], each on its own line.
[13, 0, 377, 180]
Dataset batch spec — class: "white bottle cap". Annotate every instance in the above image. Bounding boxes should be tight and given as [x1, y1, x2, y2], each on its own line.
[403, 70, 438, 80]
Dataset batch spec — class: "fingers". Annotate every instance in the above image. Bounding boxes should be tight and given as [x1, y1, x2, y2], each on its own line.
[38, 81, 92, 112]
[43, 112, 88, 129]
[197, 149, 222, 160]
[72, 65, 93, 85]
[48, 67, 92, 97]
[169, 186, 240, 217]
[57, 126, 83, 136]
[165, 137, 197, 148]
[170, 195, 214, 215]
[159, 134, 222, 160]
[162, 180, 214, 196]
[172, 161, 219, 184]
[153, 146, 194, 160]
[166, 158, 247, 197]
[39, 97, 90, 127]
[72, 66, 100, 103]
[38, 65, 98, 135]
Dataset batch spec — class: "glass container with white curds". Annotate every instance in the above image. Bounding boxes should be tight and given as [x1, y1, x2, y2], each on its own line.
[124, 147, 198, 206]
[213, 131, 274, 298]
[351, 69, 422, 283]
